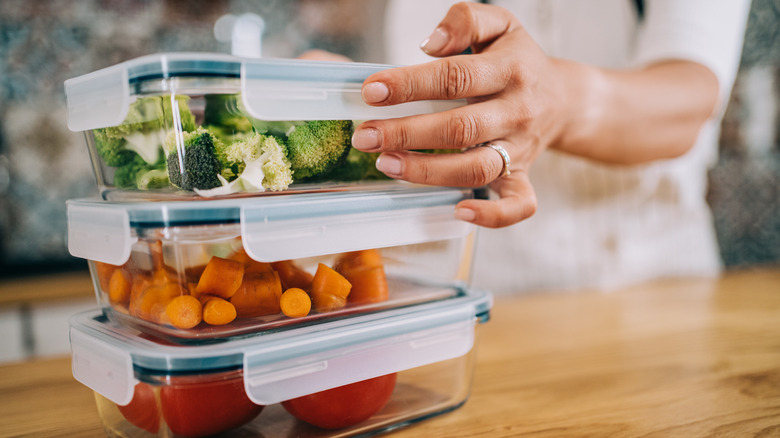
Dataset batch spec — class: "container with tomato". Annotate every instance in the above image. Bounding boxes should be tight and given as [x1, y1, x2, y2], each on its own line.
[68, 186, 480, 342]
[70, 286, 491, 437]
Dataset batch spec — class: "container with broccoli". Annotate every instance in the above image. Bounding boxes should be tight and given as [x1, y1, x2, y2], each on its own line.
[87, 92, 389, 198]
[65, 53, 466, 200]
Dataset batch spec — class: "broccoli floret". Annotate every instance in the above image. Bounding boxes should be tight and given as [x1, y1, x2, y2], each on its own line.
[112, 155, 149, 188]
[312, 147, 389, 182]
[285, 120, 353, 180]
[136, 168, 169, 190]
[95, 95, 196, 166]
[165, 127, 223, 191]
[93, 129, 135, 167]
[250, 120, 305, 137]
[231, 133, 293, 192]
[203, 94, 253, 143]
[163, 95, 197, 132]
[195, 132, 293, 196]
[112, 153, 167, 190]
[121, 129, 168, 164]
[113, 155, 147, 188]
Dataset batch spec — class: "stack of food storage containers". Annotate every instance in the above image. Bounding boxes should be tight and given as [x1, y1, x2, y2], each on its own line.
[64, 52, 492, 437]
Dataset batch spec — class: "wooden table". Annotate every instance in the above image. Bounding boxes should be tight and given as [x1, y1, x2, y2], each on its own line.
[2, 268, 779, 437]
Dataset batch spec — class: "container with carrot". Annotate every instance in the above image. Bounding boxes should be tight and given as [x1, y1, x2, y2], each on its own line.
[88, 237, 410, 339]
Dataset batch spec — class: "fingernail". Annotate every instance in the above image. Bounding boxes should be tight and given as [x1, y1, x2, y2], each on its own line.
[362, 82, 389, 104]
[420, 27, 449, 54]
[455, 207, 476, 222]
[352, 127, 382, 151]
[376, 154, 402, 177]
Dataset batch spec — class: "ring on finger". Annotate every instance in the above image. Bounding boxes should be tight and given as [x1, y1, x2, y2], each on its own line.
[479, 142, 511, 178]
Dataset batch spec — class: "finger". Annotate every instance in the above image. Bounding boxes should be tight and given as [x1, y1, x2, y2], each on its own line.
[374, 146, 507, 187]
[454, 173, 537, 228]
[362, 53, 512, 106]
[297, 49, 353, 62]
[420, 2, 520, 57]
[352, 100, 512, 152]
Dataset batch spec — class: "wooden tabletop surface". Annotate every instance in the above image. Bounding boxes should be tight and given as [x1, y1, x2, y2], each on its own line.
[1, 268, 779, 437]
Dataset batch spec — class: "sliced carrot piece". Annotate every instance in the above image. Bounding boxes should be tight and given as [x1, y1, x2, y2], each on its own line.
[128, 275, 152, 316]
[146, 240, 165, 272]
[152, 267, 182, 286]
[272, 260, 314, 291]
[184, 264, 207, 284]
[129, 277, 186, 324]
[280, 288, 312, 318]
[342, 266, 389, 305]
[164, 295, 203, 329]
[194, 256, 245, 299]
[230, 271, 283, 318]
[108, 268, 132, 305]
[227, 246, 252, 264]
[335, 249, 389, 305]
[334, 249, 383, 272]
[94, 262, 119, 292]
[228, 247, 274, 274]
[311, 263, 351, 313]
[245, 260, 275, 275]
[201, 296, 237, 326]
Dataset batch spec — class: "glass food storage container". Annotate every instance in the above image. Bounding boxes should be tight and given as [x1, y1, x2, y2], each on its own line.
[64, 52, 463, 201]
[67, 186, 481, 341]
[70, 287, 492, 438]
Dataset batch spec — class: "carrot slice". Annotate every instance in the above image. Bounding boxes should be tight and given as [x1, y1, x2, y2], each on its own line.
[311, 263, 351, 313]
[201, 296, 237, 326]
[272, 260, 314, 291]
[194, 256, 245, 299]
[335, 250, 389, 305]
[229, 247, 274, 275]
[334, 249, 383, 272]
[230, 271, 283, 318]
[184, 264, 207, 284]
[280, 288, 312, 318]
[94, 262, 119, 292]
[246, 260, 275, 275]
[342, 266, 389, 305]
[108, 268, 132, 305]
[164, 295, 203, 329]
[228, 246, 252, 264]
[149, 240, 164, 271]
[129, 275, 186, 324]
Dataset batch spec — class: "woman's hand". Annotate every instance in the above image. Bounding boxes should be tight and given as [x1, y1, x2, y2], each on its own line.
[297, 49, 353, 63]
[351, 3, 574, 228]
[351, 2, 719, 228]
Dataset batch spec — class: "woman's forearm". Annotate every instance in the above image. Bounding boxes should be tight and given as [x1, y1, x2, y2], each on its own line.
[554, 59, 720, 164]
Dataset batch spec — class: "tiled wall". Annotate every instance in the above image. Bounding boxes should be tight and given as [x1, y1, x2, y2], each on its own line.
[0, 0, 778, 363]
[708, 0, 780, 267]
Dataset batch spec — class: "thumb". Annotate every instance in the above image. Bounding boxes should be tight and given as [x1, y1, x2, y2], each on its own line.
[420, 2, 519, 57]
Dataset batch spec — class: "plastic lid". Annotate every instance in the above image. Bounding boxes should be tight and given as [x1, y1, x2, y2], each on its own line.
[67, 186, 476, 265]
[65, 52, 465, 131]
[70, 288, 492, 405]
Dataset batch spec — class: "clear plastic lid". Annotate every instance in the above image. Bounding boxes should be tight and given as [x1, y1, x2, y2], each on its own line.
[67, 186, 478, 265]
[65, 52, 465, 132]
[70, 288, 492, 405]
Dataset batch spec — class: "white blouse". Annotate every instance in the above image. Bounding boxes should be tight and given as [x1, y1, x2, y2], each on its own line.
[383, 0, 750, 293]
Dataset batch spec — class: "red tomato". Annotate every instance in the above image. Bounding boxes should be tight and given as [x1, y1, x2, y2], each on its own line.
[117, 382, 159, 434]
[160, 373, 264, 437]
[282, 373, 397, 429]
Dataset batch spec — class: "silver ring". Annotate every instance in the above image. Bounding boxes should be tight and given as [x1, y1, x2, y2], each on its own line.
[482, 143, 511, 178]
